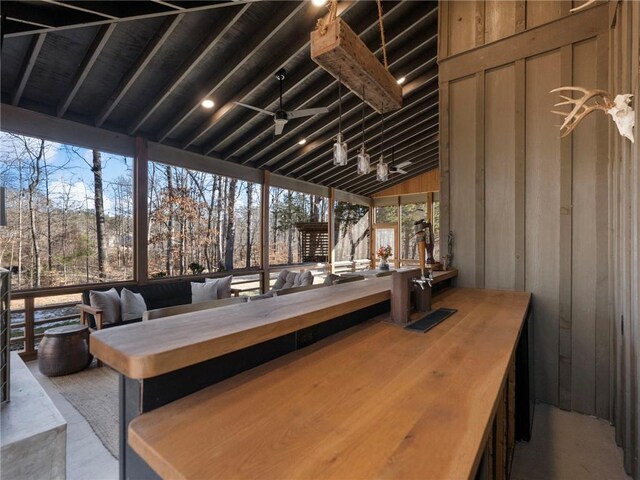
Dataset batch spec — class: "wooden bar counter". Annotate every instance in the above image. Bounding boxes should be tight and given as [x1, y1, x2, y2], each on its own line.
[126, 287, 531, 480]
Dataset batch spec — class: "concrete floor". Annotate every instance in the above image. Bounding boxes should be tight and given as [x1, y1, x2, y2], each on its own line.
[26, 361, 629, 480]
[27, 361, 118, 480]
[512, 403, 630, 480]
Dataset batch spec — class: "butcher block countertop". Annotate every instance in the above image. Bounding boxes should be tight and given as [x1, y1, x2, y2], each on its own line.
[128, 287, 531, 480]
[90, 269, 456, 379]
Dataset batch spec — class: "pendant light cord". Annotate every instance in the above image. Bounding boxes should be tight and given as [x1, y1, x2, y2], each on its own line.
[380, 108, 385, 156]
[361, 85, 365, 148]
[338, 68, 342, 135]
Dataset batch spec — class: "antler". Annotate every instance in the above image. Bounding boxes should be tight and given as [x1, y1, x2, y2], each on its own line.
[570, 0, 597, 13]
[550, 86, 613, 137]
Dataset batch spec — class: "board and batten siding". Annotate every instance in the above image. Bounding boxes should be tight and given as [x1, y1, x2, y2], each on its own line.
[439, 1, 611, 419]
[440, 1, 639, 477]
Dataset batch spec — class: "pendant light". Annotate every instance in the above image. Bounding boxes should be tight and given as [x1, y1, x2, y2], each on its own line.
[332, 70, 348, 166]
[356, 85, 370, 175]
[376, 108, 388, 182]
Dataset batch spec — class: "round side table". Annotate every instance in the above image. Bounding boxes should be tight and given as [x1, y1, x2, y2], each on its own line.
[38, 324, 93, 377]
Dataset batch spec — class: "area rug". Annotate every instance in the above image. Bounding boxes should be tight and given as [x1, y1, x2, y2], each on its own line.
[48, 363, 119, 459]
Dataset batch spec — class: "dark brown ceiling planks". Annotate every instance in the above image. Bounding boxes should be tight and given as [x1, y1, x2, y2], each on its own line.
[0, 0, 438, 196]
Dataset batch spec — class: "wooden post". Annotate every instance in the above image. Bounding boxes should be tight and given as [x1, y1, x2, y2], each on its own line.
[395, 197, 401, 268]
[134, 137, 149, 285]
[24, 297, 35, 357]
[328, 187, 335, 273]
[260, 171, 270, 293]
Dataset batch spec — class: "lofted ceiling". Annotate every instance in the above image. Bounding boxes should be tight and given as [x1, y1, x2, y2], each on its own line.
[0, 0, 439, 196]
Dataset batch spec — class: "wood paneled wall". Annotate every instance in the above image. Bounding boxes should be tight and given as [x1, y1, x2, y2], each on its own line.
[609, 2, 639, 478]
[439, 1, 612, 420]
[371, 169, 440, 197]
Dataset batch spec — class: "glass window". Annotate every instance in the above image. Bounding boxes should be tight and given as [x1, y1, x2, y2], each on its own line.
[147, 162, 261, 277]
[400, 202, 427, 260]
[0, 132, 133, 289]
[374, 205, 398, 224]
[268, 187, 328, 266]
[334, 201, 370, 262]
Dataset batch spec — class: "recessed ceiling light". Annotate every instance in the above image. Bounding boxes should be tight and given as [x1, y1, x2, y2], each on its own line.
[201, 99, 214, 109]
[312, 0, 327, 6]
[298, 139, 307, 145]
[397, 77, 406, 85]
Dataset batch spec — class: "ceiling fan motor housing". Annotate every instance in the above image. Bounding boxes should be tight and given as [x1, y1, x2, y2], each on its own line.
[275, 110, 288, 121]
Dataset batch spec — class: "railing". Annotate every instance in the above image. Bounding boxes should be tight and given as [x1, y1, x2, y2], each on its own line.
[333, 259, 372, 274]
[10, 271, 265, 360]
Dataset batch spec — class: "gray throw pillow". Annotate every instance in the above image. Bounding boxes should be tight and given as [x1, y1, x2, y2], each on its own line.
[191, 282, 219, 304]
[204, 275, 233, 299]
[272, 270, 289, 290]
[89, 288, 121, 326]
[324, 273, 340, 286]
[283, 271, 298, 289]
[121, 288, 147, 322]
[297, 270, 314, 287]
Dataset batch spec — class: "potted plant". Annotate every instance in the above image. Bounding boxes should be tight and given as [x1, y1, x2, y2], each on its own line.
[376, 245, 392, 270]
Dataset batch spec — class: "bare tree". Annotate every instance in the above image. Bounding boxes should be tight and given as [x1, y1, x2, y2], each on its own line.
[224, 178, 237, 270]
[92, 150, 107, 281]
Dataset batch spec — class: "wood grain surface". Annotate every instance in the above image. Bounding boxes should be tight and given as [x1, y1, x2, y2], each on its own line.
[91, 271, 456, 379]
[128, 288, 531, 480]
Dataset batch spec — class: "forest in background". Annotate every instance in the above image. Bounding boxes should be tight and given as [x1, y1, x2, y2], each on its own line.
[1, 133, 373, 291]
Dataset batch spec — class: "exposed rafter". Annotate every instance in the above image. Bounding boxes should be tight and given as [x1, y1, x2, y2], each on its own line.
[161, 2, 307, 144]
[57, 23, 117, 118]
[11, 33, 46, 106]
[127, 4, 251, 135]
[179, 1, 357, 149]
[224, 4, 437, 165]
[0, 0, 261, 38]
[1, 0, 440, 197]
[95, 14, 185, 127]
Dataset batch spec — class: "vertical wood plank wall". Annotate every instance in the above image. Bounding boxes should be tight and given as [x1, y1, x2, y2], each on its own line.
[439, 1, 611, 417]
[440, 1, 639, 477]
[609, 2, 639, 477]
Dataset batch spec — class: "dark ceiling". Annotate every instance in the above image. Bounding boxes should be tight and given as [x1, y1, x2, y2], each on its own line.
[0, 0, 438, 196]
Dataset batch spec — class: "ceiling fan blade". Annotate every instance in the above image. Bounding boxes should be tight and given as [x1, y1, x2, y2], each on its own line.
[286, 107, 330, 119]
[395, 160, 412, 169]
[235, 101, 275, 116]
[274, 121, 285, 136]
[395, 168, 408, 174]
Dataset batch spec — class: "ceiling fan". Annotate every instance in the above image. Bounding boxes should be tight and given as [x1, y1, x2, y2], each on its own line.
[234, 68, 329, 136]
[388, 147, 412, 174]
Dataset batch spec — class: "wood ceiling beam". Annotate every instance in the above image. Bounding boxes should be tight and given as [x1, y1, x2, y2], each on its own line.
[127, 4, 251, 135]
[40, 0, 118, 19]
[269, 68, 438, 177]
[243, 45, 437, 170]
[180, 1, 358, 150]
[233, 8, 438, 167]
[332, 138, 439, 192]
[57, 23, 117, 118]
[356, 157, 440, 196]
[151, 1, 186, 11]
[161, 2, 307, 144]
[11, 33, 46, 106]
[2, 0, 260, 39]
[197, 1, 405, 156]
[95, 14, 185, 127]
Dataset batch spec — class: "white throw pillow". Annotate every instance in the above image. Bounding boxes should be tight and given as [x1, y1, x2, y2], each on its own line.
[120, 288, 147, 322]
[191, 282, 219, 304]
[89, 288, 121, 326]
[204, 275, 233, 299]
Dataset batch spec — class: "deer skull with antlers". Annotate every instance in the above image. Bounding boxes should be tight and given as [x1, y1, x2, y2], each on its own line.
[551, 87, 635, 143]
